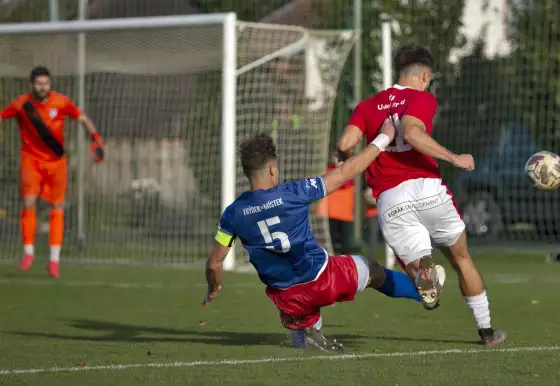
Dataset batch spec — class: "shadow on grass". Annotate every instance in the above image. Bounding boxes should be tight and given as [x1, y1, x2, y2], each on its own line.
[321, 323, 478, 345]
[10, 319, 367, 348]
[369, 335, 479, 345]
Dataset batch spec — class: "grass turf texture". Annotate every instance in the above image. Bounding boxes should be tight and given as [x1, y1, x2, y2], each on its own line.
[0, 253, 559, 385]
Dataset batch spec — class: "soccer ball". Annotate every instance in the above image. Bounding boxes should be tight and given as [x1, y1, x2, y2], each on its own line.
[524, 151, 560, 190]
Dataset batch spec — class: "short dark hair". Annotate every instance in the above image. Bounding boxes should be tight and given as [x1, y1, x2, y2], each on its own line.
[239, 132, 277, 178]
[393, 43, 433, 75]
[29, 66, 51, 82]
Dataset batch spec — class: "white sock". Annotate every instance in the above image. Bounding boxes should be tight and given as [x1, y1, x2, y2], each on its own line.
[24, 244, 34, 256]
[50, 246, 61, 262]
[465, 290, 491, 329]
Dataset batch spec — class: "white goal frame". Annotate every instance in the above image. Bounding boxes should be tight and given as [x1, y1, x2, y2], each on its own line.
[0, 13, 238, 269]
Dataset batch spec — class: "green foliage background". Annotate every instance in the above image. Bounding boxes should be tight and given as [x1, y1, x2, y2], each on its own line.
[1, 0, 557, 156]
[0, 0, 558, 229]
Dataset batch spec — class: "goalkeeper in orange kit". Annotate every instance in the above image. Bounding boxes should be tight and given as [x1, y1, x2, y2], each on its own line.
[0, 66, 104, 278]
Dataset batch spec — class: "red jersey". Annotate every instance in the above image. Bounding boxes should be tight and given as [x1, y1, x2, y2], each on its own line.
[1, 91, 81, 161]
[347, 85, 441, 199]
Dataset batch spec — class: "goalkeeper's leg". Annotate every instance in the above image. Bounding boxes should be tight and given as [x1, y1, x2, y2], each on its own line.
[42, 158, 67, 279]
[20, 197, 38, 272]
[47, 204, 63, 278]
[19, 157, 41, 272]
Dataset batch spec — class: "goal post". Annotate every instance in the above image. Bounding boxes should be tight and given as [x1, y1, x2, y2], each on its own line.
[221, 13, 237, 271]
[0, 13, 238, 265]
[0, 14, 355, 268]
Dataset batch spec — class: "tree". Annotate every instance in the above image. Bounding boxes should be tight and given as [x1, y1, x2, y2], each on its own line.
[194, 0, 289, 21]
[0, 0, 81, 22]
[317, 0, 466, 151]
[435, 40, 519, 181]
[506, 0, 560, 148]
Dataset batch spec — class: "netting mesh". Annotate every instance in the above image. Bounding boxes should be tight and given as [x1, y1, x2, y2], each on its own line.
[0, 20, 354, 264]
[389, 2, 560, 246]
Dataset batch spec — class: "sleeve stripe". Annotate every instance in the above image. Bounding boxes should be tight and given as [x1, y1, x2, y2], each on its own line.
[217, 225, 233, 236]
[215, 229, 235, 247]
[317, 176, 327, 198]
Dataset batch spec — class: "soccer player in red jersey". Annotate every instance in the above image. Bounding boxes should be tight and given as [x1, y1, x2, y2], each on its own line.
[336, 43, 506, 345]
[0, 66, 104, 278]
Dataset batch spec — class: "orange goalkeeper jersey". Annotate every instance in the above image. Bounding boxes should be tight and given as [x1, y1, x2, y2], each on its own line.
[1, 91, 81, 161]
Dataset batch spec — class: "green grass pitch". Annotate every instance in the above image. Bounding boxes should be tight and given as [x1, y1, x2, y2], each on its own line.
[0, 252, 559, 385]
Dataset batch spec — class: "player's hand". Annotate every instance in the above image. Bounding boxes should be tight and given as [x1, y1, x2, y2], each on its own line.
[380, 117, 396, 142]
[202, 284, 222, 306]
[451, 154, 475, 171]
[89, 132, 105, 164]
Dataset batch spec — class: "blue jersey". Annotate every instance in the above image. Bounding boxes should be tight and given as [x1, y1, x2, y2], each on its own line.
[215, 176, 327, 289]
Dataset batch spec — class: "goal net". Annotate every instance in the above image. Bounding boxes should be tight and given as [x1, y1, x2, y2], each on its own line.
[378, 2, 559, 248]
[0, 14, 355, 266]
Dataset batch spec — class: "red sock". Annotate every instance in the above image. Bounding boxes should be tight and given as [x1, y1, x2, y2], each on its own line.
[49, 208, 64, 248]
[21, 208, 36, 249]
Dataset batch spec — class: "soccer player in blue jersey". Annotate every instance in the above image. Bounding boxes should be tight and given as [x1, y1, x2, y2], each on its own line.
[204, 120, 442, 351]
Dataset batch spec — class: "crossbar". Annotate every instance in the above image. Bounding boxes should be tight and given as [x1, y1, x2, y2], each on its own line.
[0, 13, 234, 35]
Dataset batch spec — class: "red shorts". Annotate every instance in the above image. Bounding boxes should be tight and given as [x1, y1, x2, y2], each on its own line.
[265, 255, 359, 330]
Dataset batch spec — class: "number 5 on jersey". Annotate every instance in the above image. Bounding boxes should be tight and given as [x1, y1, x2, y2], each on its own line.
[386, 113, 412, 153]
[258, 216, 291, 253]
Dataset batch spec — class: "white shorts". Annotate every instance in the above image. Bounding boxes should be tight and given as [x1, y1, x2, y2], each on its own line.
[377, 178, 465, 266]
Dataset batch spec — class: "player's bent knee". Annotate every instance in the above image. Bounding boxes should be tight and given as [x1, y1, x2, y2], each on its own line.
[401, 250, 430, 273]
[436, 228, 465, 249]
[23, 202, 36, 209]
[397, 248, 432, 268]
[350, 255, 372, 292]
[449, 252, 472, 268]
[22, 196, 38, 209]
[442, 232, 472, 264]
[402, 258, 421, 279]
[366, 259, 386, 288]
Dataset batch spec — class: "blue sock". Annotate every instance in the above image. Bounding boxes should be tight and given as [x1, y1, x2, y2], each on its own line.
[375, 268, 422, 302]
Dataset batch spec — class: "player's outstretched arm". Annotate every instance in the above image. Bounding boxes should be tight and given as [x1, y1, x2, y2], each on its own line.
[324, 119, 395, 195]
[402, 115, 474, 171]
[77, 114, 97, 136]
[203, 243, 229, 305]
[204, 206, 235, 305]
[0, 100, 18, 122]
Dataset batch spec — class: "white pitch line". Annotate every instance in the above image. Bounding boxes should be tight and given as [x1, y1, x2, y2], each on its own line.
[0, 346, 558, 376]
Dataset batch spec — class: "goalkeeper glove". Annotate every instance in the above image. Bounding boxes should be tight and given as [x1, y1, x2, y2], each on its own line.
[90, 132, 105, 163]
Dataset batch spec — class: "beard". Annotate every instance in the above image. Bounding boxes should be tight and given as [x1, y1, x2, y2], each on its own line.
[32, 89, 50, 101]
